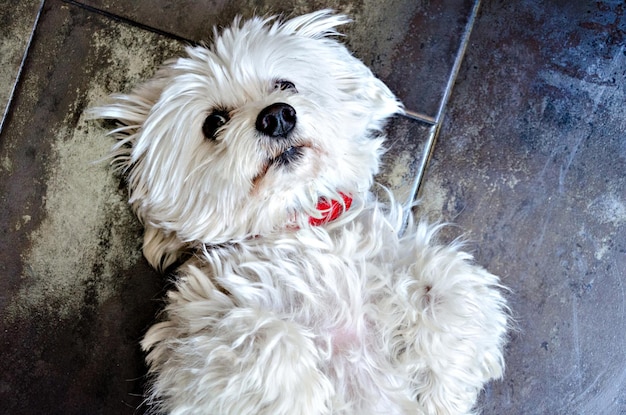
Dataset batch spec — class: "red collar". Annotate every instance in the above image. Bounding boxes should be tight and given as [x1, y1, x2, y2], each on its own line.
[204, 193, 353, 250]
[309, 192, 352, 226]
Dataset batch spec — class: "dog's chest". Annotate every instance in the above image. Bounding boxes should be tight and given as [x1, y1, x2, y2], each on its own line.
[210, 231, 390, 355]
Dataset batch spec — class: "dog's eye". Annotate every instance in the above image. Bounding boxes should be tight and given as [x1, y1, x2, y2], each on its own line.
[202, 110, 229, 140]
[273, 80, 297, 92]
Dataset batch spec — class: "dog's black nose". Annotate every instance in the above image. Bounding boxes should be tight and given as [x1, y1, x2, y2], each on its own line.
[256, 103, 296, 138]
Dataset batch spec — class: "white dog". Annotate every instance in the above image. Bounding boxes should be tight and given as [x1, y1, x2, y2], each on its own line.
[90, 10, 508, 415]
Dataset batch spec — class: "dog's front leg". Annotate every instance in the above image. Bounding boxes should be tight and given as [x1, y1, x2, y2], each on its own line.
[141, 265, 333, 415]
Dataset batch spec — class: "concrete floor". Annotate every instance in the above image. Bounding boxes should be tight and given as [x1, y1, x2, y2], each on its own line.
[1, 0, 624, 414]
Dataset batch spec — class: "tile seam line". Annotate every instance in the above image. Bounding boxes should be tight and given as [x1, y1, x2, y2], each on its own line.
[412, 0, 482, 199]
[0, 0, 46, 136]
[434, 0, 482, 125]
[403, 110, 437, 125]
[60, 0, 197, 45]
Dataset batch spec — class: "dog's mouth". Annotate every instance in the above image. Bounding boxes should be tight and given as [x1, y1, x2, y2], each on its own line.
[253, 143, 310, 186]
[270, 145, 305, 167]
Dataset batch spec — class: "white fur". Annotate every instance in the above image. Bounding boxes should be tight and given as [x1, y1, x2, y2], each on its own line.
[89, 10, 508, 415]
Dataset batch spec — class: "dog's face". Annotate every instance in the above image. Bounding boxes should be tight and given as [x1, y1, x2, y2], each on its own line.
[95, 10, 401, 266]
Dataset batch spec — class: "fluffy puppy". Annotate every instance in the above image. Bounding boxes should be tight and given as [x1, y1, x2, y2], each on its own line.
[90, 10, 508, 415]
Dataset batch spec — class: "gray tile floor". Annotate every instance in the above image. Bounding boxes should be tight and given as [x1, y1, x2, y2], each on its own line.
[1, 1, 624, 414]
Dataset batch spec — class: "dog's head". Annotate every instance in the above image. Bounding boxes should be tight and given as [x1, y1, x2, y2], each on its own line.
[91, 10, 402, 269]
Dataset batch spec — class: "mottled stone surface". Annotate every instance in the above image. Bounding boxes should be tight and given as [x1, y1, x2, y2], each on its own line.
[419, 1, 626, 413]
[3, 0, 623, 413]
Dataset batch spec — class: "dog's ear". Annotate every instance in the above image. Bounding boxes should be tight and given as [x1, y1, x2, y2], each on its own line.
[340, 69, 404, 129]
[88, 78, 185, 272]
